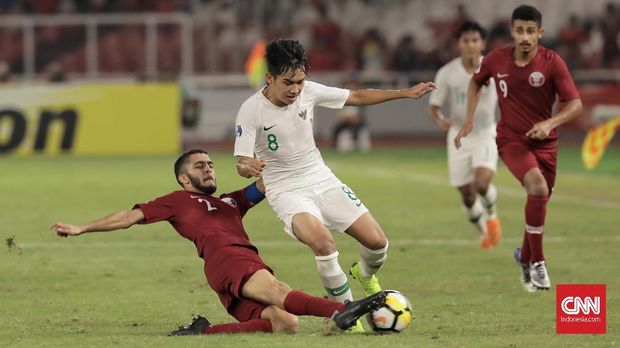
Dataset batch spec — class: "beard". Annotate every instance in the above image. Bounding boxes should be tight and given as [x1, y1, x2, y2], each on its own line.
[188, 174, 217, 195]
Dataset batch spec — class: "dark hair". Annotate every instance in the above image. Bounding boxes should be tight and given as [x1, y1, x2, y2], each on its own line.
[174, 149, 208, 186]
[455, 21, 487, 40]
[511, 5, 542, 27]
[265, 39, 308, 77]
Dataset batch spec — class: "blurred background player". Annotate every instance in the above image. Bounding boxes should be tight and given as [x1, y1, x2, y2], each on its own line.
[429, 21, 501, 249]
[234, 39, 435, 333]
[455, 5, 582, 292]
[51, 149, 387, 335]
[332, 72, 371, 152]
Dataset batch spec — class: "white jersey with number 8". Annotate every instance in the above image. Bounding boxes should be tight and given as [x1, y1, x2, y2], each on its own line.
[234, 80, 350, 197]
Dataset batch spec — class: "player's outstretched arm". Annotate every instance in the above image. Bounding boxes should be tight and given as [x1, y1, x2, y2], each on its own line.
[454, 79, 483, 149]
[235, 156, 265, 178]
[345, 82, 437, 106]
[526, 98, 583, 140]
[51, 209, 144, 237]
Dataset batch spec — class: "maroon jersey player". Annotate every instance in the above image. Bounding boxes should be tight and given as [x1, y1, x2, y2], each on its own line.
[454, 5, 582, 292]
[51, 149, 386, 335]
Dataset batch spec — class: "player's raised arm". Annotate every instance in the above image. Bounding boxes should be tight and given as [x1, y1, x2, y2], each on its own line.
[235, 156, 265, 178]
[51, 209, 144, 237]
[345, 81, 437, 106]
[454, 79, 483, 149]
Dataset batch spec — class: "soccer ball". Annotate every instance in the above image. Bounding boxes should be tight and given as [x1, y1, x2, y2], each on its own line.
[367, 290, 413, 333]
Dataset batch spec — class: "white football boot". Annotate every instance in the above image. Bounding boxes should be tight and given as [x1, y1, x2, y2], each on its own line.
[529, 260, 551, 291]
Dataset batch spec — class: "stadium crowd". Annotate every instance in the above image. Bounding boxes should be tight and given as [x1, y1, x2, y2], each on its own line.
[0, 0, 618, 78]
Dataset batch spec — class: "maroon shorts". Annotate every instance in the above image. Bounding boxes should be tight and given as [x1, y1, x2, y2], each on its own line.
[203, 246, 273, 322]
[497, 135, 558, 192]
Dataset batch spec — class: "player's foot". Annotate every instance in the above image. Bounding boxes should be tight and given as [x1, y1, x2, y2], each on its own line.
[530, 260, 551, 291]
[346, 320, 365, 333]
[349, 261, 382, 297]
[480, 234, 494, 249]
[333, 291, 387, 330]
[486, 217, 502, 246]
[514, 248, 535, 293]
[169, 315, 211, 336]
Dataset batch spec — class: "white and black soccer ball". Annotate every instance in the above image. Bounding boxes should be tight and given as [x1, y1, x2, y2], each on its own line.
[367, 290, 413, 333]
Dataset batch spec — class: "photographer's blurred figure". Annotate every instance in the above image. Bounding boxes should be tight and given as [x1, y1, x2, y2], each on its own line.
[47, 61, 67, 83]
[332, 73, 371, 152]
[0, 61, 13, 83]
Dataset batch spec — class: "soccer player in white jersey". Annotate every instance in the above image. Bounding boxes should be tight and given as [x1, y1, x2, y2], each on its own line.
[234, 39, 436, 333]
[428, 21, 502, 249]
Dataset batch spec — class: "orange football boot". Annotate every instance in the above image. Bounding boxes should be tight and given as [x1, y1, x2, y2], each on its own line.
[486, 217, 502, 246]
[480, 234, 494, 249]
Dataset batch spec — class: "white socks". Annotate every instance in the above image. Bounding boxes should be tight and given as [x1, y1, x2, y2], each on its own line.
[358, 241, 388, 278]
[465, 199, 487, 235]
[315, 252, 353, 303]
[479, 184, 497, 218]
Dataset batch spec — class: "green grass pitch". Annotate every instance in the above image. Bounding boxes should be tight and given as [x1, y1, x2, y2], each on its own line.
[1, 146, 618, 347]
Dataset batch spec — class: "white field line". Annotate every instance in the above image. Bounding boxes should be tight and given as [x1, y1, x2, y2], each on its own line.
[14, 235, 620, 250]
[359, 167, 620, 210]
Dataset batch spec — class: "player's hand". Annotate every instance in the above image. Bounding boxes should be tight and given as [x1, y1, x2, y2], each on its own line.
[236, 158, 266, 178]
[454, 122, 472, 149]
[435, 117, 452, 132]
[51, 223, 84, 237]
[403, 82, 437, 99]
[526, 121, 553, 140]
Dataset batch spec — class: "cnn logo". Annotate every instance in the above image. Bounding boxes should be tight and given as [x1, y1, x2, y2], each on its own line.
[556, 284, 606, 334]
[560, 296, 600, 315]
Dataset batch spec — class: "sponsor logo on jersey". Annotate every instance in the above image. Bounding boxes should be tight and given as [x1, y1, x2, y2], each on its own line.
[497, 73, 509, 78]
[263, 124, 276, 131]
[220, 197, 238, 208]
[529, 71, 545, 87]
[236, 124, 243, 137]
[298, 109, 307, 120]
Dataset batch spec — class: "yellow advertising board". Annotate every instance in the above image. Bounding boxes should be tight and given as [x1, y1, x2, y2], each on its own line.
[0, 83, 180, 155]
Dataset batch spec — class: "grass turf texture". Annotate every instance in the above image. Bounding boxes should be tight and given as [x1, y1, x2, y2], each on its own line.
[1, 146, 618, 347]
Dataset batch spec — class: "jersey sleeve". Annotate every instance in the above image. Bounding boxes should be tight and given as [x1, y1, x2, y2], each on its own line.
[233, 101, 259, 158]
[472, 52, 494, 86]
[552, 53, 580, 102]
[305, 80, 350, 109]
[220, 189, 252, 217]
[429, 66, 448, 107]
[133, 192, 177, 224]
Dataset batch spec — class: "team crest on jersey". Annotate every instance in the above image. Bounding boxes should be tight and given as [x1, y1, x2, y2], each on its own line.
[298, 109, 307, 120]
[529, 71, 545, 87]
[236, 125, 243, 137]
[221, 197, 238, 208]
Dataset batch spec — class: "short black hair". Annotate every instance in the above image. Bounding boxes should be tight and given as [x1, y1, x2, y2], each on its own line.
[511, 5, 542, 27]
[455, 21, 486, 40]
[265, 39, 308, 77]
[174, 149, 209, 186]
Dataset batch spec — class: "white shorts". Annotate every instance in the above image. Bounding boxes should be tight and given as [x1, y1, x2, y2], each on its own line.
[266, 178, 369, 241]
[447, 129, 498, 187]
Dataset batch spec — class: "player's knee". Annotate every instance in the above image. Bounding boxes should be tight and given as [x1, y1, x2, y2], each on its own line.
[308, 238, 337, 256]
[530, 186, 549, 196]
[272, 312, 299, 333]
[273, 280, 292, 298]
[472, 179, 489, 195]
[525, 178, 548, 196]
[365, 230, 387, 250]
